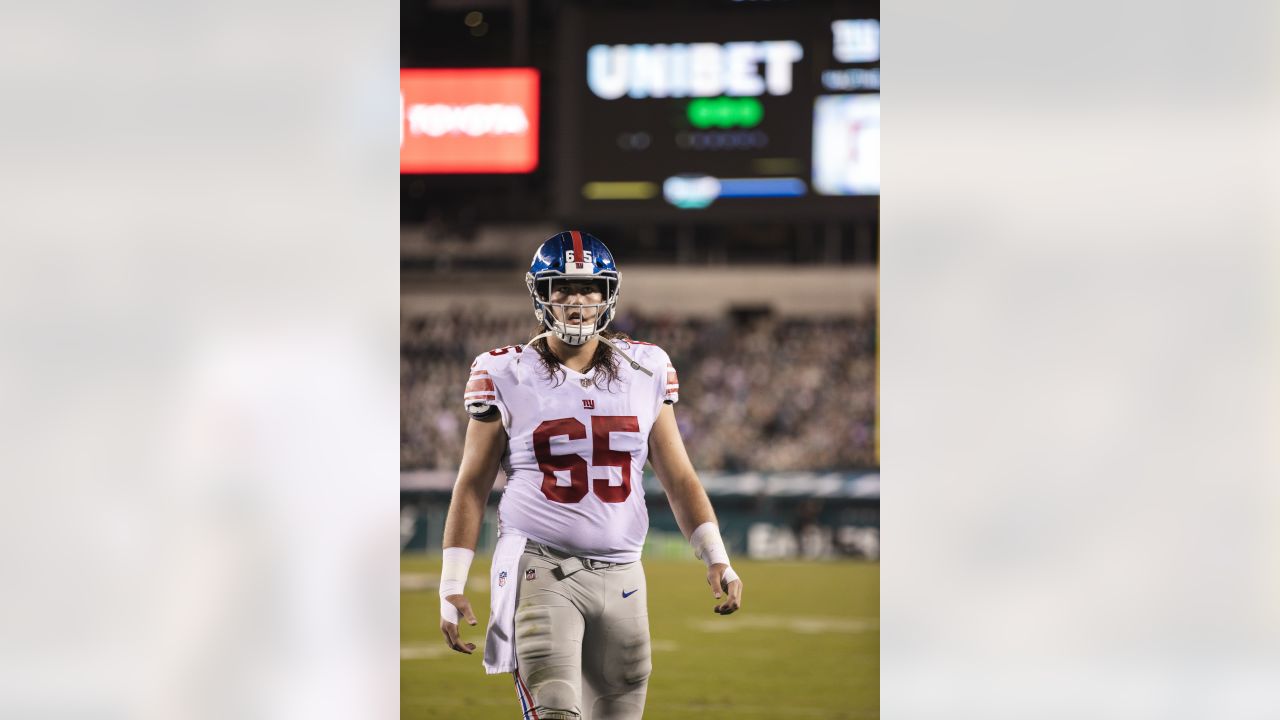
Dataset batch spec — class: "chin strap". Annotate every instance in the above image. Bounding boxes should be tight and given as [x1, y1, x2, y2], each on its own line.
[523, 331, 554, 349]
[525, 332, 655, 377]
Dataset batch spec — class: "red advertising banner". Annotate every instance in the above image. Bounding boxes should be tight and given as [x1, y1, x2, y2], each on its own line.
[400, 68, 540, 174]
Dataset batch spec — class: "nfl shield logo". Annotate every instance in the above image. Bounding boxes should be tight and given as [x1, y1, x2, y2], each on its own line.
[498, 571, 508, 587]
[526, 568, 537, 581]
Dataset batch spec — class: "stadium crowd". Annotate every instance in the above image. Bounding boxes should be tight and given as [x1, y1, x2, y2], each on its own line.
[402, 308, 878, 473]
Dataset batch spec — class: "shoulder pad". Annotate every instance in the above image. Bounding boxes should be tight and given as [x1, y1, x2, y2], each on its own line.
[622, 339, 669, 364]
[465, 345, 527, 418]
[471, 344, 529, 372]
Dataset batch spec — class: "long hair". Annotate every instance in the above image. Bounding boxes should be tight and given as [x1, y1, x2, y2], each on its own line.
[530, 328, 631, 391]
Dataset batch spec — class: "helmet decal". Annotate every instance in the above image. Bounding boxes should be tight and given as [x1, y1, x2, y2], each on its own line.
[570, 229, 586, 270]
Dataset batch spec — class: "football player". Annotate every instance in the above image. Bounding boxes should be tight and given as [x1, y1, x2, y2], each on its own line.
[438, 230, 743, 719]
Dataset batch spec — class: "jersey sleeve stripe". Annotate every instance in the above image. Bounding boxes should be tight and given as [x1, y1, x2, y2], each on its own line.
[466, 378, 496, 392]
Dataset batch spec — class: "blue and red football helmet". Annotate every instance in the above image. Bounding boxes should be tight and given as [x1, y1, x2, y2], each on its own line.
[525, 231, 620, 346]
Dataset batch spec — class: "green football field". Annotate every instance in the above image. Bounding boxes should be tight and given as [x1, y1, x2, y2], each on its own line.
[402, 555, 879, 719]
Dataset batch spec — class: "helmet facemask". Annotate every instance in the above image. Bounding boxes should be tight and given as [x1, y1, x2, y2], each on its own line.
[526, 274, 619, 346]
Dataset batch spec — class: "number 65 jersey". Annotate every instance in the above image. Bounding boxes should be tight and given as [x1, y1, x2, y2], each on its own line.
[463, 339, 680, 564]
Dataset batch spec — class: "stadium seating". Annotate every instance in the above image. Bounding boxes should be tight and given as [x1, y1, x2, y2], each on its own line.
[401, 309, 879, 472]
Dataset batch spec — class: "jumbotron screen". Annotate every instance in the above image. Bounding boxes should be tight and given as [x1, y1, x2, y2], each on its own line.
[555, 3, 878, 220]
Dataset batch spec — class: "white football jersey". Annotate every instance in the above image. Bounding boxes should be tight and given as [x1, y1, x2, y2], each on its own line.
[463, 339, 680, 563]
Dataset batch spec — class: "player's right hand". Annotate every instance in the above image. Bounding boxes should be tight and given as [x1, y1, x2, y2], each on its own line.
[440, 593, 479, 654]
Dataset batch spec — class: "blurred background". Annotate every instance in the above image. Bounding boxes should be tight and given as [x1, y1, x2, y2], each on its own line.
[4, 0, 1276, 717]
[400, 0, 880, 716]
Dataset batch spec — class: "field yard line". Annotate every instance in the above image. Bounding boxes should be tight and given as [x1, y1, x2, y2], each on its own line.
[403, 640, 674, 659]
[645, 700, 878, 718]
[402, 642, 486, 660]
[687, 614, 878, 634]
[400, 573, 489, 593]
[401, 695, 513, 707]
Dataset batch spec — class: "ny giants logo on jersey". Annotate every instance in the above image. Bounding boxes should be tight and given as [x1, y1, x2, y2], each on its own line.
[582, 399, 595, 410]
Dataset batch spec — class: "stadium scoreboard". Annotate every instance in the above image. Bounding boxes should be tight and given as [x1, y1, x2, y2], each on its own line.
[556, 3, 879, 220]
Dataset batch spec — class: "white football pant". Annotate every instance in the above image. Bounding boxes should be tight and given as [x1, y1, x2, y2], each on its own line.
[512, 542, 651, 720]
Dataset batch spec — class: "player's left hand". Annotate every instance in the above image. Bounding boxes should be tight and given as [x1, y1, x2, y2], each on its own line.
[707, 563, 742, 615]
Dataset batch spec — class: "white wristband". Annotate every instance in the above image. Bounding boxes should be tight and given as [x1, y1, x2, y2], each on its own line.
[689, 522, 731, 568]
[439, 547, 475, 624]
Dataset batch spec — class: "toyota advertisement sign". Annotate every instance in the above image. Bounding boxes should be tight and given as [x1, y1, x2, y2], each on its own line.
[400, 68, 540, 174]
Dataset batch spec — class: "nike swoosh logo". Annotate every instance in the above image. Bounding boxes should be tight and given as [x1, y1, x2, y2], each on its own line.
[622, 589, 639, 599]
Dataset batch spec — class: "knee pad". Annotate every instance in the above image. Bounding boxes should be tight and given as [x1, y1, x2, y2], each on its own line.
[533, 680, 580, 718]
